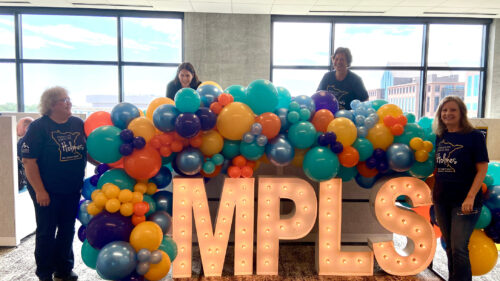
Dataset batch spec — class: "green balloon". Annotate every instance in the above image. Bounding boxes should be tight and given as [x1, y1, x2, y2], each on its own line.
[81, 239, 100, 269]
[225, 85, 247, 103]
[405, 113, 416, 123]
[409, 158, 435, 179]
[394, 123, 425, 145]
[97, 168, 136, 191]
[303, 147, 339, 182]
[143, 194, 157, 217]
[288, 121, 317, 149]
[338, 165, 357, 182]
[240, 141, 265, 161]
[87, 125, 123, 164]
[352, 138, 374, 162]
[245, 79, 278, 115]
[484, 174, 494, 187]
[222, 140, 240, 159]
[475, 206, 492, 229]
[417, 117, 433, 130]
[371, 99, 388, 111]
[158, 236, 178, 262]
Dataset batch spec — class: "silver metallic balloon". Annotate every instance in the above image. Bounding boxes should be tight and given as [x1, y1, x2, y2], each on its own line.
[137, 248, 151, 263]
[150, 250, 163, 264]
[136, 261, 150, 275]
[147, 211, 172, 235]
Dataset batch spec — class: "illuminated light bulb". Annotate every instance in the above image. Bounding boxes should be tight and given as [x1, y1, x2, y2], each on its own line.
[326, 259, 330, 264]
[357, 259, 363, 264]
[326, 227, 331, 232]
[390, 185, 396, 190]
[326, 243, 331, 248]
[211, 264, 215, 270]
[265, 260, 270, 266]
[265, 228, 270, 233]
[218, 232, 223, 238]
[215, 248, 219, 254]
[401, 219, 407, 224]
[299, 191, 303, 196]
[180, 247, 185, 252]
[181, 230, 185, 236]
[412, 258, 418, 263]
[242, 199, 246, 204]
[266, 185, 271, 190]
[342, 259, 347, 264]
[241, 260, 246, 266]
[242, 228, 246, 234]
[201, 218, 206, 223]
[406, 183, 412, 189]
[195, 189, 199, 194]
[283, 185, 287, 190]
[280, 225, 284, 230]
[383, 255, 388, 260]
[303, 206, 308, 211]
[204, 233, 209, 238]
[242, 244, 246, 249]
[225, 202, 230, 208]
[416, 193, 422, 198]
[327, 197, 331, 202]
[419, 243, 425, 248]
[397, 260, 402, 265]
[415, 228, 420, 233]
[180, 186, 185, 190]
[265, 244, 270, 249]
[242, 185, 246, 190]
[229, 189, 233, 194]
[222, 218, 226, 223]
[296, 221, 301, 227]
[326, 212, 331, 217]
[181, 200, 186, 205]
[266, 199, 271, 205]
[181, 263, 185, 268]
[208, 248, 212, 253]
[180, 215, 185, 220]
[328, 184, 332, 189]
[266, 213, 270, 219]
[198, 203, 202, 208]
[242, 213, 247, 219]
[380, 198, 385, 203]
[386, 212, 392, 217]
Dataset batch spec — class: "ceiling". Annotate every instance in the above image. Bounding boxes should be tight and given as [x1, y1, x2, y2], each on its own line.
[1, 0, 500, 18]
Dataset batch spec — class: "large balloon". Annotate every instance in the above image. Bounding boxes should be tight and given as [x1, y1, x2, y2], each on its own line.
[111, 102, 141, 129]
[97, 168, 135, 191]
[129, 221, 164, 252]
[245, 79, 278, 115]
[327, 117, 357, 147]
[153, 191, 173, 215]
[303, 147, 339, 181]
[124, 145, 162, 180]
[311, 90, 339, 114]
[147, 211, 172, 235]
[197, 84, 222, 107]
[86, 211, 134, 249]
[394, 123, 425, 145]
[195, 107, 217, 131]
[127, 117, 156, 142]
[288, 121, 317, 149]
[175, 88, 201, 113]
[222, 140, 240, 159]
[409, 157, 435, 179]
[366, 123, 394, 150]
[293, 95, 315, 114]
[199, 130, 224, 156]
[469, 229, 498, 276]
[225, 85, 247, 103]
[255, 112, 281, 140]
[81, 239, 100, 269]
[152, 104, 180, 132]
[266, 135, 295, 166]
[276, 86, 291, 109]
[96, 241, 137, 280]
[175, 147, 204, 175]
[144, 250, 171, 281]
[352, 138, 374, 162]
[216, 102, 255, 140]
[146, 97, 175, 121]
[240, 141, 265, 161]
[175, 113, 201, 138]
[159, 236, 178, 262]
[475, 206, 492, 229]
[311, 109, 334, 133]
[488, 162, 500, 185]
[485, 185, 500, 211]
[376, 104, 403, 124]
[84, 111, 112, 136]
[87, 125, 123, 164]
[151, 166, 172, 189]
[387, 143, 414, 172]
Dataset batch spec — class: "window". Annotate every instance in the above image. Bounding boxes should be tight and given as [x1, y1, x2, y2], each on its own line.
[0, 63, 16, 111]
[123, 66, 177, 108]
[0, 15, 14, 58]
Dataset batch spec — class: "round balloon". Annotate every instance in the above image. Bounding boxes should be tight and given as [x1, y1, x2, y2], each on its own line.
[288, 121, 317, 149]
[387, 143, 414, 172]
[311, 90, 339, 114]
[303, 146, 339, 181]
[153, 104, 180, 132]
[124, 145, 162, 180]
[175, 113, 201, 138]
[84, 111, 112, 136]
[153, 191, 173, 215]
[266, 135, 295, 166]
[293, 95, 315, 114]
[225, 85, 247, 103]
[326, 117, 357, 147]
[175, 147, 204, 175]
[245, 79, 278, 115]
[111, 102, 141, 129]
[144, 250, 171, 281]
[469, 229, 498, 276]
[376, 104, 403, 124]
[216, 102, 255, 140]
[127, 117, 156, 142]
[311, 109, 334, 133]
[81, 239, 100, 269]
[86, 211, 134, 249]
[197, 84, 222, 107]
[276, 86, 291, 109]
[146, 97, 175, 121]
[366, 123, 394, 150]
[87, 125, 123, 164]
[129, 221, 164, 252]
[96, 241, 136, 280]
[148, 211, 172, 235]
[195, 107, 217, 131]
[159, 236, 178, 262]
[175, 88, 201, 113]
[255, 112, 281, 140]
[200, 130, 224, 156]
[97, 168, 135, 191]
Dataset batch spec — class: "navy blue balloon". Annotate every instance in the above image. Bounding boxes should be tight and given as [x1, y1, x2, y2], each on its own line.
[151, 166, 172, 189]
[111, 102, 140, 129]
[355, 174, 377, 189]
[387, 143, 414, 172]
[82, 177, 97, 200]
[197, 84, 222, 107]
[485, 185, 500, 211]
[96, 163, 110, 175]
[132, 136, 146, 149]
[331, 141, 343, 153]
[153, 190, 173, 215]
[176, 147, 204, 175]
[485, 209, 500, 243]
[119, 129, 134, 143]
[317, 134, 330, 146]
[96, 241, 137, 280]
[195, 107, 217, 131]
[366, 156, 378, 169]
[275, 108, 290, 133]
[175, 113, 201, 138]
[373, 148, 386, 161]
[325, 132, 337, 144]
[311, 91, 339, 114]
[90, 174, 100, 186]
[147, 210, 172, 235]
[77, 225, 86, 242]
[266, 136, 295, 166]
[119, 143, 134, 156]
[377, 160, 390, 173]
[86, 211, 134, 249]
[153, 104, 180, 132]
[293, 95, 316, 114]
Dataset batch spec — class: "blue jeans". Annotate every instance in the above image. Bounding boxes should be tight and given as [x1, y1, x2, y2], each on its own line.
[434, 204, 480, 281]
[27, 186, 80, 280]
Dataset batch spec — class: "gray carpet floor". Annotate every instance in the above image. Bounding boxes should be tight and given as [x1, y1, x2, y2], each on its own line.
[1, 232, 498, 281]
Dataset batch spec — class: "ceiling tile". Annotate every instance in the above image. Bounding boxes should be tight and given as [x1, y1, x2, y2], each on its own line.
[231, 0, 271, 3]
[270, 4, 313, 15]
[190, 1, 232, 13]
[232, 3, 271, 14]
[154, 0, 193, 11]
[315, 0, 361, 4]
[397, 0, 446, 7]
[356, 0, 403, 6]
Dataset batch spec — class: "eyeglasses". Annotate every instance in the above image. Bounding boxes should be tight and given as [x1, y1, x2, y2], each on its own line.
[57, 97, 71, 104]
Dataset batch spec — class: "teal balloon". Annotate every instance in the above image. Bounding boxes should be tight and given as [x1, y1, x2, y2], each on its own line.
[240, 141, 265, 161]
[475, 206, 492, 229]
[394, 123, 425, 145]
[409, 157, 435, 179]
[397, 195, 412, 208]
[287, 111, 300, 123]
[287, 121, 317, 149]
[97, 168, 135, 191]
[423, 130, 436, 143]
[338, 165, 357, 182]
[162, 153, 176, 165]
[222, 140, 240, 159]
[203, 161, 215, 174]
[303, 147, 339, 182]
[405, 113, 416, 123]
[174, 88, 201, 113]
[225, 85, 247, 103]
[110, 102, 140, 129]
[276, 86, 292, 109]
[352, 138, 374, 161]
[488, 162, 500, 185]
[81, 239, 100, 269]
[245, 79, 278, 115]
[355, 174, 377, 189]
[143, 194, 157, 217]
[371, 99, 388, 111]
[484, 174, 494, 187]
[158, 236, 178, 262]
[417, 117, 433, 130]
[87, 125, 123, 164]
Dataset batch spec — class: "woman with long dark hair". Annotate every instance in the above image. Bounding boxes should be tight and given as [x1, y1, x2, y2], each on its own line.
[166, 62, 202, 99]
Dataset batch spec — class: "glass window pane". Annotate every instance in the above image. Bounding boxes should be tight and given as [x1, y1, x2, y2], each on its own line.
[123, 66, 177, 109]
[0, 15, 15, 59]
[428, 24, 483, 67]
[272, 68, 328, 96]
[273, 22, 331, 66]
[22, 15, 117, 61]
[122, 18, 182, 63]
[358, 69, 421, 115]
[23, 64, 118, 114]
[423, 71, 479, 118]
[0, 63, 17, 111]
[335, 24, 423, 67]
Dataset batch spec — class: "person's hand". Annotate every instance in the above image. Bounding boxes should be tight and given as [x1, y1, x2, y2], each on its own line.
[461, 196, 475, 214]
[36, 189, 50, 207]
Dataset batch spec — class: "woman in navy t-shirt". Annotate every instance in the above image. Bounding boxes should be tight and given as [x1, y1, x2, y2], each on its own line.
[166, 62, 202, 100]
[432, 95, 489, 281]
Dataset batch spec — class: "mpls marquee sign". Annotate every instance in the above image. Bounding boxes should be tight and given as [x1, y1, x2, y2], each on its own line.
[172, 177, 436, 277]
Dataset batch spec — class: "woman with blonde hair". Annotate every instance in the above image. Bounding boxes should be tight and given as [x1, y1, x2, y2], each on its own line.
[432, 95, 489, 281]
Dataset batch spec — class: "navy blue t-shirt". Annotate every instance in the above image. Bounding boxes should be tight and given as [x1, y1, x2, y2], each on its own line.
[317, 70, 369, 110]
[21, 115, 87, 194]
[433, 129, 489, 208]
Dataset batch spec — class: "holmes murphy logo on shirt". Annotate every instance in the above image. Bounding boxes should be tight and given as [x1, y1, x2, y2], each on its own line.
[436, 140, 463, 173]
[51, 130, 84, 161]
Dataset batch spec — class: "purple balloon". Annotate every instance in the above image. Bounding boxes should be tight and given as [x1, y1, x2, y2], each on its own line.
[119, 143, 134, 156]
[120, 129, 134, 143]
[196, 107, 217, 131]
[317, 134, 330, 146]
[175, 113, 201, 138]
[325, 132, 337, 144]
[377, 160, 390, 173]
[373, 148, 386, 161]
[485, 209, 500, 243]
[331, 141, 344, 154]
[86, 211, 134, 249]
[90, 174, 100, 186]
[366, 156, 378, 169]
[311, 91, 339, 114]
[132, 136, 146, 149]
[77, 225, 87, 242]
[96, 163, 110, 175]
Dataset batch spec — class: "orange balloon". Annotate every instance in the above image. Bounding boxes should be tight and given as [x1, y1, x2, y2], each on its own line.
[84, 111, 112, 136]
[146, 97, 175, 120]
[241, 166, 253, 178]
[383, 115, 397, 127]
[338, 146, 360, 168]
[218, 93, 234, 106]
[232, 155, 247, 167]
[210, 102, 222, 114]
[144, 250, 171, 281]
[132, 215, 146, 226]
[390, 124, 404, 136]
[228, 166, 241, 178]
[124, 145, 162, 180]
[311, 109, 334, 133]
[255, 112, 281, 139]
[357, 161, 378, 178]
[481, 183, 488, 194]
[108, 157, 124, 169]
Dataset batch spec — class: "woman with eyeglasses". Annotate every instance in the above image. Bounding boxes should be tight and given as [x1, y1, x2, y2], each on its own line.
[22, 86, 86, 281]
[432, 95, 489, 281]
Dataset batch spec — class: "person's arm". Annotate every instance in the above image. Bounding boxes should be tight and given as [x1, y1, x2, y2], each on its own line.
[23, 158, 50, 206]
[353, 75, 369, 102]
[461, 162, 488, 214]
[317, 72, 329, 91]
[166, 81, 176, 100]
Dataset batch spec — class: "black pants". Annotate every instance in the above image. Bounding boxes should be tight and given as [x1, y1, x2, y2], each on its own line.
[27, 186, 80, 280]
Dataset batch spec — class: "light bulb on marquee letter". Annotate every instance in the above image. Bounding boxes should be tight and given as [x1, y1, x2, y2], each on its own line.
[172, 178, 255, 277]
[316, 179, 373, 275]
[257, 177, 318, 275]
[370, 177, 436, 276]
